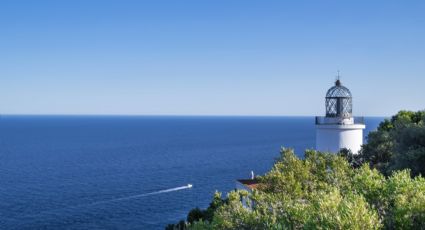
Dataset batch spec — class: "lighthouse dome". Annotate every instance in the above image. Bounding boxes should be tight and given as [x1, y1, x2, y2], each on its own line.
[326, 79, 352, 98]
[325, 80, 353, 118]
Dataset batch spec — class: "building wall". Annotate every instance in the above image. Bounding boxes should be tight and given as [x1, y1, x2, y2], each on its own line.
[316, 124, 365, 154]
[235, 181, 253, 208]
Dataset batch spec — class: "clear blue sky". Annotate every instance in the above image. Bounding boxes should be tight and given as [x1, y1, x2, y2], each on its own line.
[1, 0, 424, 116]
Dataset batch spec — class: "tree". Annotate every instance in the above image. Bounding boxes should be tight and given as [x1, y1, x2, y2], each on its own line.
[361, 110, 425, 176]
[338, 148, 364, 169]
[169, 110, 425, 229]
[168, 192, 227, 229]
[178, 148, 425, 229]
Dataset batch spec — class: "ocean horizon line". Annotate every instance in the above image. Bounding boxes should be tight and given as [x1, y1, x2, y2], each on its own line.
[0, 114, 389, 118]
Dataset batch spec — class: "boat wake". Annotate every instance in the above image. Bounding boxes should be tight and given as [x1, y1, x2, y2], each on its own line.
[100, 184, 193, 204]
[82, 184, 194, 208]
[27, 184, 193, 217]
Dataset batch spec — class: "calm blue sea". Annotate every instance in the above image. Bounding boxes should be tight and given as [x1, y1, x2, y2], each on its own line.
[0, 116, 383, 229]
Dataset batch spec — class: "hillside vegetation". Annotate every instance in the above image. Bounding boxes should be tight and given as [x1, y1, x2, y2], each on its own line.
[167, 110, 425, 230]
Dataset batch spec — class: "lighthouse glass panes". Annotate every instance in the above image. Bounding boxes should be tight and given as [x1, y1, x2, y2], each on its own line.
[325, 81, 352, 118]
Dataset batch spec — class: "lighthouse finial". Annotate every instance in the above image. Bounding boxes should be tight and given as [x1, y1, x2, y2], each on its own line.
[335, 70, 341, 86]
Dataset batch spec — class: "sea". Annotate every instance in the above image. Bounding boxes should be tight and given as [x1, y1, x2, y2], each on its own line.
[0, 116, 383, 229]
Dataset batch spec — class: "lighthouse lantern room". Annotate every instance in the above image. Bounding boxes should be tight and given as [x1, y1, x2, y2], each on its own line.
[315, 78, 366, 154]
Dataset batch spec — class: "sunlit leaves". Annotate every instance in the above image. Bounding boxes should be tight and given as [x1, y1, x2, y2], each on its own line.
[187, 148, 425, 230]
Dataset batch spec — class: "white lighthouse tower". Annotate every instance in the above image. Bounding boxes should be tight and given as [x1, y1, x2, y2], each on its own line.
[315, 78, 365, 154]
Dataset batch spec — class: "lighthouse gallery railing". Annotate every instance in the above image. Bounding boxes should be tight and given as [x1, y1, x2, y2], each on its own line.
[315, 116, 365, 125]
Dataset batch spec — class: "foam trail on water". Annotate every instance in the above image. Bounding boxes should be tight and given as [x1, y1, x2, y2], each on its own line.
[93, 185, 192, 204]
[27, 184, 193, 218]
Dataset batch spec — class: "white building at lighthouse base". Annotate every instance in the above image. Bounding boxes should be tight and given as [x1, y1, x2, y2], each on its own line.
[315, 117, 365, 154]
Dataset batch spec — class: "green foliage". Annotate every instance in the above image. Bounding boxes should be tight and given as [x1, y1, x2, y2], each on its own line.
[384, 170, 425, 229]
[169, 110, 425, 229]
[189, 220, 213, 230]
[388, 125, 425, 176]
[187, 208, 205, 224]
[338, 148, 364, 169]
[174, 148, 425, 230]
[303, 189, 380, 230]
[166, 220, 187, 230]
[168, 191, 227, 230]
[352, 165, 386, 213]
[260, 148, 353, 198]
[361, 110, 425, 176]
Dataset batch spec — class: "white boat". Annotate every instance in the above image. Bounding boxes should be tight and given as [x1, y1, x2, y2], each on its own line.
[187, 184, 193, 188]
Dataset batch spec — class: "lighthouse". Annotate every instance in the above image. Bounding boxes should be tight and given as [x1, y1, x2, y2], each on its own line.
[315, 78, 365, 154]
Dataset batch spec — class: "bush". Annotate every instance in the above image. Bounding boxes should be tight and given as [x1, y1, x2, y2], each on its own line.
[361, 110, 425, 176]
[176, 149, 425, 229]
[169, 110, 425, 229]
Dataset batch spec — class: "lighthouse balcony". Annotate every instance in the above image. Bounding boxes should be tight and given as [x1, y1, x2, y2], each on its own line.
[315, 116, 364, 125]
